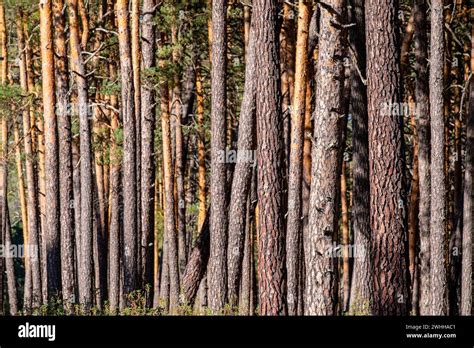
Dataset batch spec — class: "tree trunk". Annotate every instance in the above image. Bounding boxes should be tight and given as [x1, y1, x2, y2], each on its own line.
[413, 0, 431, 316]
[53, 0, 76, 311]
[254, 0, 286, 315]
[159, 53, 180, 313]
[304, 0, 345, 315]
[108, 59, 122, 313]
[3, 202, 19, 315]
[429, 0, 447, 315]
[366, 0, 409, 315]
[131, 0, 142, 280]
[226, 13, 256, 308]
[208, 0, 228, 313]
[40, 0, 61, 301]
[68, 0, 94, 310]
[196, 67, 207, 231]
[140, 0, 156, 294]
[460, 25, 473, 316]
[117, 0, 138, 298]
[348, 0, 372, 315]
[17, 9, 43, 309]
[171, 24, 187, 279]
[13, 121, 31, 309]
[286, 0, 310, 316]
[182, 212, 210, 306]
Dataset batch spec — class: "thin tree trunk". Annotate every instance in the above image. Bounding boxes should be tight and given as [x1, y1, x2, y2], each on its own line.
[13, 121, 31, 310]
[429, 0, 447, 315]
[159, 52, 180, 313]
[341, 159, 350, 312]
[131, 0, 142, 280]
[17, 9, 42, 309]
[413, 0, 431, 316]
[208, 0, 228, 313]
[171, 25, 187, 279]
[108, 60, 122, 314]
[347, 0, 372, 315]
[196, 67, 207, 231]
[226, 15, 256, 308]
[3, 203, 19, 315]
[117, 0, 138, 298]
[286, 0, 310, 316]
[68, 0, 94, 310]
[140, 0, 156, 294]
[53, 0, 76, 311]
[40, 0, 61, 301]
[460, 25, 474, 316]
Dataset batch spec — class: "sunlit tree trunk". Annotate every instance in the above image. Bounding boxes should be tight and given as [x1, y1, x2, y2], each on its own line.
[17, 9, 43, 309]
[39, 0, 61, 301]
[286, 0, 310, 316]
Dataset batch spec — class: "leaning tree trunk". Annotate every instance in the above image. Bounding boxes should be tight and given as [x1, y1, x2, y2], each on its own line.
[366, 0, 409, 315]
[304, 0, 345, 316]
[254, 0, 286, 315]
[413, 0, 431, 316]
[68, 0, 94, 310]
[226, 14, 256, 308]
[208, 0, 228, 313]
[53, 0, 76, 311]
[182, 212, 210, 306]
[429, 0, 447, 315]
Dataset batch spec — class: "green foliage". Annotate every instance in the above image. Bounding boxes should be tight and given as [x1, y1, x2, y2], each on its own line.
[100, 79, 121, 96]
